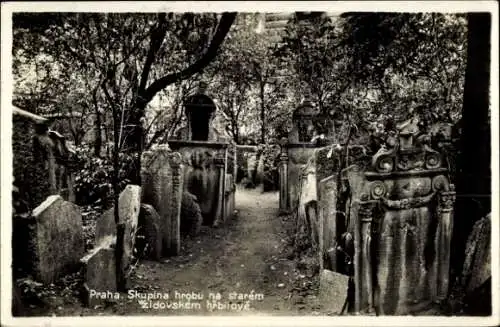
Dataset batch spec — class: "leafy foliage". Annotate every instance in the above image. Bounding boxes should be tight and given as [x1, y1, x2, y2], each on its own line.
[73, 145, 136, 206]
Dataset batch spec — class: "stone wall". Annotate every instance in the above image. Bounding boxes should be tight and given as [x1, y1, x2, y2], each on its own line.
[12, 106, 75, 211]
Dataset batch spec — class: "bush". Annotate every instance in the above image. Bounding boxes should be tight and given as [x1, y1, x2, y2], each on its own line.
[260, 144, 281, 192]
[73, 145, 135, 207]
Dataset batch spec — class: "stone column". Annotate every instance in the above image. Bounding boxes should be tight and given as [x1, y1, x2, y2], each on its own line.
[279, 139, 289, 214]
[223, 147, 229, 221]
[168, 152, 183, 256]
[436, 187, 456, 301]
[232, 145, 237, 206]
[354, 196, 376, 314]
[213, 152, 226, 227]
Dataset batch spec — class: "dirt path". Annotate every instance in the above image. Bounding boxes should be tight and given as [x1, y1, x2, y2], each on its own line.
[119, 186, 320, 316]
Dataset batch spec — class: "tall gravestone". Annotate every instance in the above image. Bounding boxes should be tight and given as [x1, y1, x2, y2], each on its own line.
[141, 144, 183, 256]
[13, 195, 84, 284]
[348, 117, 456, 315]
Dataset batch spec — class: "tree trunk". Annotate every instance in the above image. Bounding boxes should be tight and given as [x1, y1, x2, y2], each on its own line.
[451, 12, 491, 275]
[93, 93, 102, 157]
[233, 126, 240, 144]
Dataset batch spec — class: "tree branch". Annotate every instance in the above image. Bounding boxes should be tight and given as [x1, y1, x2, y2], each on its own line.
[139, 13, 167, 93]
[140, 12, 237, 105]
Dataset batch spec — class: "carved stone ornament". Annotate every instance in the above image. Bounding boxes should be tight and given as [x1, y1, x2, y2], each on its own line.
[371, 115, 444, 174]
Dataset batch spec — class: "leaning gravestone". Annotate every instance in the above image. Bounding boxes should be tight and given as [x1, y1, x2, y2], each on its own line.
[461, 213, 491, 314]
[95, 185, 141, 269]
[319, 269, 349, 314]
[462, 213, 491, 293]
[13, 195, 84, 284]
[318, 176, 337, 271]
[180, 191, 203, 237]
[141, 145, 183, 256]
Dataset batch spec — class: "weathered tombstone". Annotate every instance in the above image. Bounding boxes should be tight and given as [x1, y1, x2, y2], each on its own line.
[462, 213, 491, 292]
[350, 118, 456, 315]
[319, 269, 349, 314]
[224, 174, 235, 219]
[255, 147, 265, 190]
[180, 191, 203, 237]
[247, 152, 258, 186]
[139, 204, 162, 261]
[13, 195, 84, 284]
[318, 176, 337, 271]
[95, 185, 141, 268]
[141, 145, 183, 256]
[297, 159, 319, 248]
[80, 236, 117, 307]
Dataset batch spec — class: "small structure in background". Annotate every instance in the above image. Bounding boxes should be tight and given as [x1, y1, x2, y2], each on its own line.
[168, 84, 237, 227]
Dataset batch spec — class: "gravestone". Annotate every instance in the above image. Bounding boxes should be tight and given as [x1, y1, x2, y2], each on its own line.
[80, 235, 117, 307]
[350, 116, 456, 315]
[141, 145, 183, 256]
[224, 174, 235, 219]
[318, 176, 337, 271]
[462, 213, 491, 295]
[139, 204, 162, 261]
[13, 195, 84, 284]
[319, 269, 349, 314]
[168, 87, 237, 228]
[95, 185, 141, 268]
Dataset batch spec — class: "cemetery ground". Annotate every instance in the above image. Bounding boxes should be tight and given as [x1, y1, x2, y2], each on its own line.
[16, 186, 327, 316]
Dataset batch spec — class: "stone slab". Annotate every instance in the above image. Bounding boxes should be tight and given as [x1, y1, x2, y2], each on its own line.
[139, 204, 162, 261]
[24, 195, 84, 284]
[80, 236, 117, 307]
[319, 269, 349, 314]
[318, 176, 337, 271]
[141, 148, 183, 256]
[95, 185, 141, 268]
[463, 213, 491, 294]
